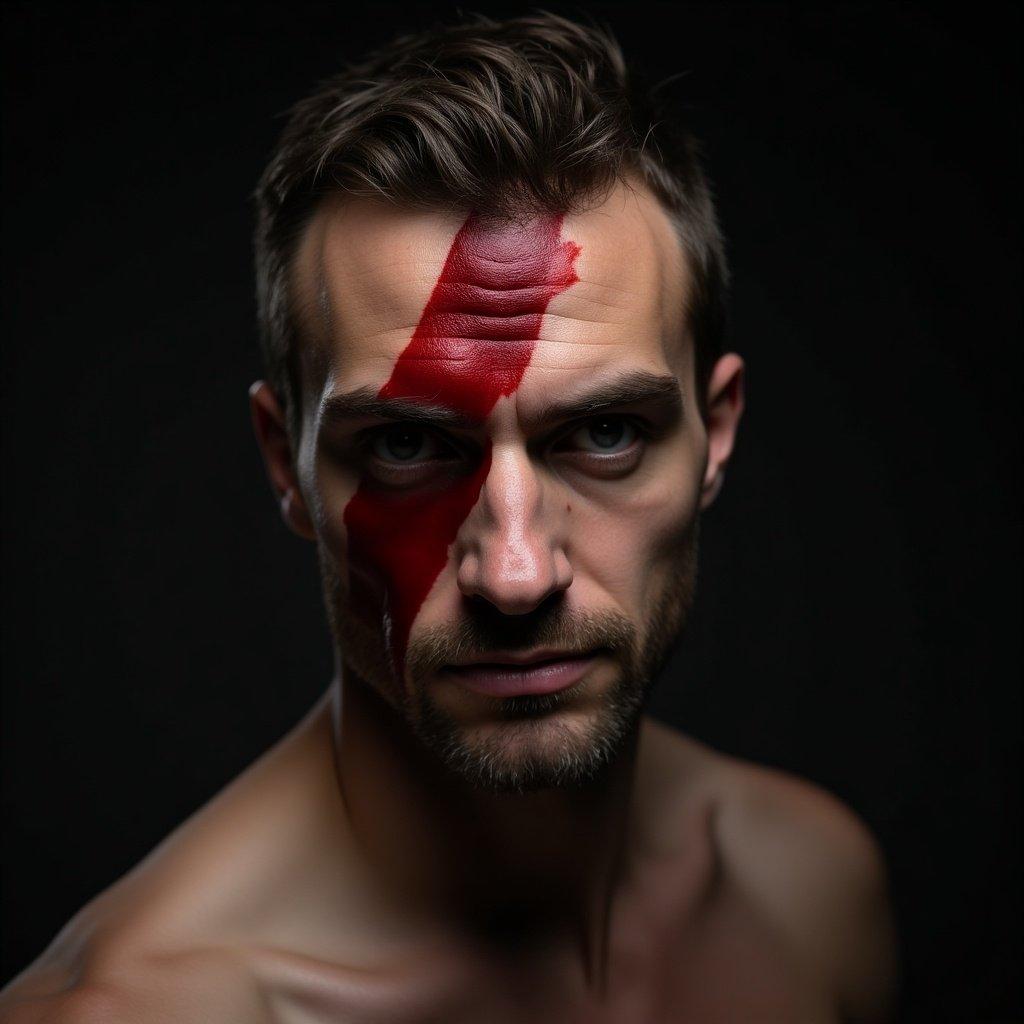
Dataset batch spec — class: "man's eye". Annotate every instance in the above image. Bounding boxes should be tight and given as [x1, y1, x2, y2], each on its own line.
[370, 425, 444, 463]
[564, 417, 639, 454]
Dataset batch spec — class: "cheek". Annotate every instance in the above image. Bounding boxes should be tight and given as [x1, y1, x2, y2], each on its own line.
[315, 448, 494, 680]
[314, 459, 420, 611]
[569, 452, 702, 609]
[313, 461, 355, 551]
[310, 461, 369, 614]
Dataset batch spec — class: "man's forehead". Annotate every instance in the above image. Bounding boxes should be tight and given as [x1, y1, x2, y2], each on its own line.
[292, 180, 691, 404]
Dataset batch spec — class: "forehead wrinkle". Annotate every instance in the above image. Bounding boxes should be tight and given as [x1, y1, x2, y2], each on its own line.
[546, 203, 675, 340]
[307, 191, 687, 405]
[317, 231, 449, 353]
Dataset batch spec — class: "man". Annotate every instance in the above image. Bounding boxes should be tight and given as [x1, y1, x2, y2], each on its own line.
[1, 12, 897, 1022]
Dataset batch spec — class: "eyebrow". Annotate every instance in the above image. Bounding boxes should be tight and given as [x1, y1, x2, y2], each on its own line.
[318, 370, 683, 432]
[319, 387, 480, 429]
[531, 370, 683, 427]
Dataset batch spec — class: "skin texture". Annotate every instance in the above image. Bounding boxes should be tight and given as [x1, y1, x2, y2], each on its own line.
[0, 180, 898, 1023]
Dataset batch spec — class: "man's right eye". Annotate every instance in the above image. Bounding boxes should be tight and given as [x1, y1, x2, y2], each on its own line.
[371, 425, 439, 463]
[360, 426, 468, 487]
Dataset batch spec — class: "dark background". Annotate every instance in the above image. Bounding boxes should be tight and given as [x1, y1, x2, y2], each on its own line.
[1, 2, 1019, 1019]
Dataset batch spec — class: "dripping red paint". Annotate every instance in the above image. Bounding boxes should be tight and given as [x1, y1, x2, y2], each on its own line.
[343, 212, 581, 680]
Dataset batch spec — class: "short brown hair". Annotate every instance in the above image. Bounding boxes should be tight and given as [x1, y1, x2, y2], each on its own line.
[253, 10, 728, 437]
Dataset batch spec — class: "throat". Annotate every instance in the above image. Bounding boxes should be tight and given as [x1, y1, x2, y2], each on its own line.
[331, 674, 639, 949]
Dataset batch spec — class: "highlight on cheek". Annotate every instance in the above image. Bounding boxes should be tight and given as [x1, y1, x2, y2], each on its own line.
[342, 211, 582, 680]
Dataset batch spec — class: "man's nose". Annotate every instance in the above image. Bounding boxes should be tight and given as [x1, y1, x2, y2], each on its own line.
[455, 445, 573, 615]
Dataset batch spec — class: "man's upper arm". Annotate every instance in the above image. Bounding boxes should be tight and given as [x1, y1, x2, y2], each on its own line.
[716, 766, 899, 1023]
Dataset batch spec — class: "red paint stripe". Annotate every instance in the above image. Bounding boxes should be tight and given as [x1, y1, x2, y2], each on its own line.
[343, 212, 581, 679]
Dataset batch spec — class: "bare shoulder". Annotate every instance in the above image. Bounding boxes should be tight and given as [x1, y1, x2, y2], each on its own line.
[643, 721, 891, 902]
[679, 731, 899, 1022]
[0, 934, 269, 1024]
[638, 719, 897, 1019]
[0, 700, 341, 1023]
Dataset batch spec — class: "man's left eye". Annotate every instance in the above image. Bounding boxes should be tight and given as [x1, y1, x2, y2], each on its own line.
[564, 417, 638, 454]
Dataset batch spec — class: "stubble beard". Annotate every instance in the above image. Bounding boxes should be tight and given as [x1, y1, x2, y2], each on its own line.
[319, 522, 698, 794]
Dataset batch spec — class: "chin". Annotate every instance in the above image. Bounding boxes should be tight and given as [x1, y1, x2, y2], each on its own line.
[409, 678, 644, 794]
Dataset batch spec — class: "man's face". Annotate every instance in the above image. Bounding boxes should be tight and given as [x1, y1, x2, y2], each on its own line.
[288, 181, 711, 792]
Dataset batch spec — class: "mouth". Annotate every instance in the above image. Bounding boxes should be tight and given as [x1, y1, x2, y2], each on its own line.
[440, 649, 603, 698]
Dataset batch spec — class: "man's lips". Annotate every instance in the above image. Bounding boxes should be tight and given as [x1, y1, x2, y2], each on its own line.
[440, 650, 602, 698]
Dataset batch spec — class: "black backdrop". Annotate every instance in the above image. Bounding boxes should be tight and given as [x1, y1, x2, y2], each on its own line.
[1, 3, 1020, 1020]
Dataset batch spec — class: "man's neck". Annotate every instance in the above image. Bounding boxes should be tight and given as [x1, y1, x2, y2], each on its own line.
[327, 671, 641, 979]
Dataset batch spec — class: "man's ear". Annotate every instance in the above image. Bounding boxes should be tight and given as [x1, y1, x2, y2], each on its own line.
[700, 353, 745, 510]
[248, 381, 317, 540]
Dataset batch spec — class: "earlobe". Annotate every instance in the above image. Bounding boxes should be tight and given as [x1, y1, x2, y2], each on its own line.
[248, 380, 317, 541]
[280, 487, 317, 541]
[700, 470, 725, 508]
[699, 353, 745, 510]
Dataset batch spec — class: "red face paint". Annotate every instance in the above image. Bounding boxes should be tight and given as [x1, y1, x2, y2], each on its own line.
[342, 212, 581, 680]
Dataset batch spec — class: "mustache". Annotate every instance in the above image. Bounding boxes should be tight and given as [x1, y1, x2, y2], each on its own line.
[404, 605, 638, 683]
